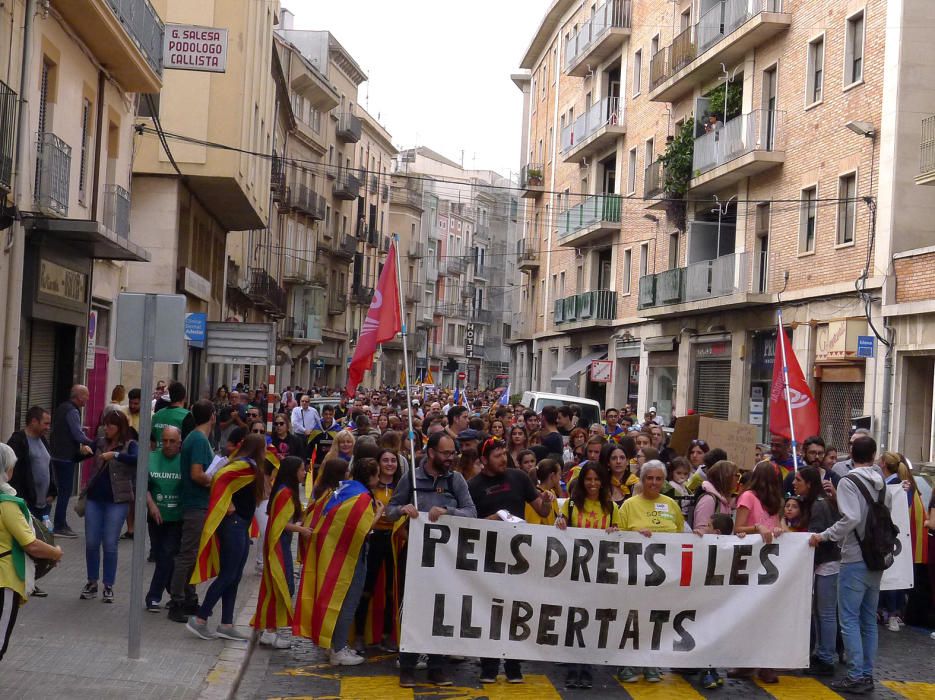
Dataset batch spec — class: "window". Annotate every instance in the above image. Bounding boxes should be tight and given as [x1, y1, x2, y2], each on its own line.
[800, 186, 818, 252]
[639, 243, 649, 277]
[845, 11, 865, 86]
[78, 98, 92, 204]
[627, 148, 637, 194]
[669, 232, 679, 269]
[623, 249, 632, 294]
[837, 173, 857, 245]
[651, 35, 659, 57]
[807, 36, 824, 105]
[531, 76, 537, 112]
[559, 271, 565, 296]
[632, 49, 642, 96]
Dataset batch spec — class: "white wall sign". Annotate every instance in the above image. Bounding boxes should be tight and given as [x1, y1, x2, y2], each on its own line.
[164, 24, 228, 73]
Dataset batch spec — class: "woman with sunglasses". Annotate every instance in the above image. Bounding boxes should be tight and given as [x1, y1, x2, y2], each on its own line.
[270, 413, 305, 461]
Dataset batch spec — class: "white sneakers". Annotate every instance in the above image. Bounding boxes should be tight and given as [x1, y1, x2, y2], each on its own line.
[886, 616, 903, 632]
[259, 630, 292, 649]
[330, 646, 365, 666]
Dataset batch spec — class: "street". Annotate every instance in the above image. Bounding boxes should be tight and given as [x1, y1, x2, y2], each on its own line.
[239, 628, 935, 700]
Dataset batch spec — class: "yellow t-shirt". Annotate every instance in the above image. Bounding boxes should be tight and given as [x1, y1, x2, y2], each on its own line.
[618, 494, 685, 533]
[525, 488, 559, 526]
[560, 497, 622, 530]
[372, 482, 395, 531]
[0, 499, 36, 599]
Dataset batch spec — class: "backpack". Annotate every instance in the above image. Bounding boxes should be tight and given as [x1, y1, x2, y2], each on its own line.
[844, 474, 899, 571]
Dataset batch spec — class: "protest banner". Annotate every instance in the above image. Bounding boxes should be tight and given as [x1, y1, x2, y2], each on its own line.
[400, 517, 813, 668]
[882, 484, 913, 591]
[670, 415, 758, 470]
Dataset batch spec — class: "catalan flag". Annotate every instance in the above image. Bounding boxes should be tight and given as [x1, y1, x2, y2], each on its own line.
[191, 460, 256, 584]
[252, 486, 296, 630]
[910, 488, 929, 564]
[292, 481, 376, 647]
[359, 517, 408, 646]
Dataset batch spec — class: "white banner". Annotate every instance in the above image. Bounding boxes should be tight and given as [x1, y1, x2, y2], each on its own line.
[400, 517, 813, 668]
[881, 484, 914, 591]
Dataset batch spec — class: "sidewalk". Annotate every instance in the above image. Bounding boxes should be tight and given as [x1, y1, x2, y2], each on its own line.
[0, 521, 261, 699]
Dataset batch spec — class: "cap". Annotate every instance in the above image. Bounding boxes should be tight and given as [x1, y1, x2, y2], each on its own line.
[458, 429, 481, 441]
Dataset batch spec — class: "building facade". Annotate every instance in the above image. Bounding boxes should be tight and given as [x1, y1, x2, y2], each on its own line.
[513, 0, 935, 460]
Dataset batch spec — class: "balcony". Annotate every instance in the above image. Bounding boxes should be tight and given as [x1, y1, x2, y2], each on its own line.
[327, 292, 347, 315]
[917, 115, 935, 185]
[557, 194, 621, 247]
[408, 241, 425, 258]
[425, 258, 439, 281]
[283, 314, 322, 344]
[0, 81, 16, 192]
[51, 0, 163, 93]
[520, 163, 545, 199]
[351, 285, 374, 306]
[333, 168, 361, 200]
[101, 184, 130, 238]
[561, 97, 625, 163]
[247, 268, 287, 318]
[390, 181, 424, 210]
[406, 282, 423, 303]
[473, 264, 488, 281]
[564, 0, 632, 77]
[381, 184, 389, 202]
[282, 255, 311, 284]
[690, 109, 785, 194]
[367, 227, 379, 248]
[553, 290, 617, 330]
[638, 251, 771, 317]
[308, 266, 328, 287]
[472, 308, 495, 325]
[336, 112, 362, 143]
[644, 158, 665, 199]
[517, 239, 540, 272]
[649, 0, 790, 103]
[36, 132, 71, 217]
[271, 155, 285, 198]
[333, 234, 358, 261]
[507, 311, 532, 342]
[446, 256, 469, 276]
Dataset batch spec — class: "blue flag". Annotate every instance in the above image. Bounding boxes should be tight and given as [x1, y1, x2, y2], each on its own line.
[499, 384, 511, 406]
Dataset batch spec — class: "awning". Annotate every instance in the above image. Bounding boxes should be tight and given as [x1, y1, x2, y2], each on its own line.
[26, 216, 150, 262]
[551, 349, 608, 384]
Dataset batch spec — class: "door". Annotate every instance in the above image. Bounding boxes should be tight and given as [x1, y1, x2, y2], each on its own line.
[85, 349, 110, 440]
[598, 250, 613, 289]
[694, 360, 731, 420]
[755, 203, 770, 293]
[762, 66, 777, 150]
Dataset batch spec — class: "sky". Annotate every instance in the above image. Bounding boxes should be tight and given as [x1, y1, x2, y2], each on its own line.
[288, 0, 545, 178]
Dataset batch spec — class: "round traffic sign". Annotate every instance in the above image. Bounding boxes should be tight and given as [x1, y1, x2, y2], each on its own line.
[457, 371, 466, 380]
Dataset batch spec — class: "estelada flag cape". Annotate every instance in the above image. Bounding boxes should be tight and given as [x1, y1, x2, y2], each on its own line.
[360, 514, 408, 646]
[252, 486, 296, 630]
[292, 480, 375, 647]
[191, 459, 256, 585]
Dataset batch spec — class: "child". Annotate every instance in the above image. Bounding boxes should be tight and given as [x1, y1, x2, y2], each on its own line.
[781, 496, 806, 532]
[667, 457, 693, 521]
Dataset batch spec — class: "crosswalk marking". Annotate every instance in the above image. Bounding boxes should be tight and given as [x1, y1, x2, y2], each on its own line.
[755, 675, 843, 699]
[481, 674, 562, 699]
[339, 676, 414, 700]
[616, 672, 706, 699]
[883, 681, 935, 700]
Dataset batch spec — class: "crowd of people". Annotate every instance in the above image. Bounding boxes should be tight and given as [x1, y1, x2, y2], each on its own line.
[0, 380, 933, 696]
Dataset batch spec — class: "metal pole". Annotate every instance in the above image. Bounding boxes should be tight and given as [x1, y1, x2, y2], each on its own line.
[879, 319, 893, 452]
[266, 365, 276, 433]
[128, 294, 156, 659]
[776, 308, 800, 472]
[392, 234, 419, 509]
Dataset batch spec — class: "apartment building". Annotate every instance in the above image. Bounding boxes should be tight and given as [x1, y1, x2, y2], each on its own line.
[513, 0, 935, 457]
[389, 172, 427, 384]
[0, 0, 162, 433]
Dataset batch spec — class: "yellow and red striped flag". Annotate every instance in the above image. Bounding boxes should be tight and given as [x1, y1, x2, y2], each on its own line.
[292, 481, 375, 647]
[190, 460, 256, 584]
[252, 486, 296, 630]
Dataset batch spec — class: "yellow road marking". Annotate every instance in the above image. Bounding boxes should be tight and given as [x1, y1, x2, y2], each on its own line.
[755, 675, 843, 699]
[617, 672, 705, 699]
[883, 681, 935, 700]
[481, 674, 561, 699]
[340, 676, 414, 700]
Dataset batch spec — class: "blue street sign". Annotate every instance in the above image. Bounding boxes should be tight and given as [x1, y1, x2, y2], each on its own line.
[184, 312, 207, 348]
[856, 335, 875, 358]
[314, 359, 325, 369]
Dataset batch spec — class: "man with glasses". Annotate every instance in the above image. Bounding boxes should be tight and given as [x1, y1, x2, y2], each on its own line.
[604, 408, 625, 442]
[386, 432, 476, 688]
[291, 395, 322, 443]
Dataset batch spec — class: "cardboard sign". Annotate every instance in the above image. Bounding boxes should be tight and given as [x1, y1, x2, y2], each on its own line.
[670, 415, 759, 470]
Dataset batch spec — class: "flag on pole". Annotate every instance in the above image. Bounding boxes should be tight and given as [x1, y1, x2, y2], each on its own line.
[453, 387, 461, 406]
[346, 244, 401, 396]
[499, 384, 511, 406]
[769, 322, 819, 441]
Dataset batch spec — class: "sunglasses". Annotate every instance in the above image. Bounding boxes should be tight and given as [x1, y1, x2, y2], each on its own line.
[274, 422, 286, 426]
[251, 428, 265, 434]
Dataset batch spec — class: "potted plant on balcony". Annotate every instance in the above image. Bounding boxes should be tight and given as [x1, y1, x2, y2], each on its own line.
[526, 167, 544, 186]
[658, 119, 693, 231]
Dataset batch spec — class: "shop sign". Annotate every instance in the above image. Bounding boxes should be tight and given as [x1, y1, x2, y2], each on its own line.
[39, 259, 87, 303]
[164, 24, 228, 73]
[695, 342, 730, 359]
[181, 267, 212, 302]
[589, 359, 613, 383]
[815, 320, 867, 361]
[86, 310, 97, 370]
[465, 323, 476, 358]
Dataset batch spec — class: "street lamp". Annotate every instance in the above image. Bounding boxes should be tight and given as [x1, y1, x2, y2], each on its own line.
[845, 120, 876, 139]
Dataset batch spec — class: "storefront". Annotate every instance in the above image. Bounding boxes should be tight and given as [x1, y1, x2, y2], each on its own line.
[614, 338, 640, 412]
[692, 337, 732, 421]
[645, 336, 678, 424]
[749, 329, 777, 443]
[814, 320, 868, 451]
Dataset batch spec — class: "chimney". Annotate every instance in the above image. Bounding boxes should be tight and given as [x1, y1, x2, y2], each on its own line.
[280, 8, 294, 30]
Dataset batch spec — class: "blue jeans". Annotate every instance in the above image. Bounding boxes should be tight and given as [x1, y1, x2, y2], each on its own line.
[280, 531, 295, 597]
[52, 459, 76, 529]
[198, 514, 250, 625]
[838, 561, 882, 680]
[147, 520, 182, 604]
[332, 543, 367, 651]
[84, 499, 129, 586]
[813, 572, 838, 665]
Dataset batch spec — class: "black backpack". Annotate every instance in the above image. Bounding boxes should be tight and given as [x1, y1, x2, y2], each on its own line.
[845, 474, 899, 571]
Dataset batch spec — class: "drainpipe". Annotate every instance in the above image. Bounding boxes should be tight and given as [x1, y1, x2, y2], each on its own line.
[2, 0, 37, 436]
[878, 317, 894, 452]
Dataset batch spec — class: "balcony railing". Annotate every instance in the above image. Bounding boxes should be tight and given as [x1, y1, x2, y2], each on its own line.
[390, 182, 423, 209]
[554, 290, 617, 324]
[283, 315, 322, 343]
[557, 194, 621, 240]
[520, 163, 544, 192]
[638, 252, 750, 309]
[921, 115, 935, 177]
[247, 267, 287, 317]
[692, 109, 784, 176]
[327, 292, 347, 315]
[517, 238, 540, 269]
[0, 81, 16, 192]
[697, 0, 783, 55]
[336, 112, 362, 142]
[36, 131, 71, 216]
[644, 158, 665, 199]
[425, 258, 439, 281]
[408, 241, 425, 258]
[472, 308, 494, 324]
[333, 168, 361, 200]
[561, 97, 624, 155]
[333, 234, 357, 261]
[102, 184, 130, 238]
[406, 282, 423, 303]
[564, 0, 632, 72]
[351, 285, 374, 306]
[106, 0, 164, 77]
[649, 25, 695, 92]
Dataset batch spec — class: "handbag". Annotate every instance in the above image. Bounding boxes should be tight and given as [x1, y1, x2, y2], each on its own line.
[74, 457, 107, 518]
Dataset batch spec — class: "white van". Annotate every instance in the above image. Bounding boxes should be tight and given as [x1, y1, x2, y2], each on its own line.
[520, 391, 602, 428]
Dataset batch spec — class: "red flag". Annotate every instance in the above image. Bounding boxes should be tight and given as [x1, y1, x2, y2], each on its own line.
[346, 242, 401, 396]
[769, 322, 819, 441]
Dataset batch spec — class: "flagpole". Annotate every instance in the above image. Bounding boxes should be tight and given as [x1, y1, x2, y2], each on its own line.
[776, 308, 800, 472]
[392, 234, 419, 509]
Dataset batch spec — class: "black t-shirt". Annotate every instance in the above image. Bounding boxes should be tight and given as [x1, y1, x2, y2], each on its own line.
[468, 469, 539, 519]
[231, 482, 257, 520]
[271, 433, 306, 461]
[540, 431, 564, 457]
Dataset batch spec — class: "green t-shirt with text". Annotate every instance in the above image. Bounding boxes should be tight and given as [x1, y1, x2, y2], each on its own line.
[148, 450, 182, 521]
[152, 406, 191, 448]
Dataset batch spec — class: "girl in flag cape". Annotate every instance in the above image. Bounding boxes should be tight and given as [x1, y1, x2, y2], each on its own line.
[293, 458, 383, 666]
[253, 456, 312, 648]
[186, 434, 265, 642]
